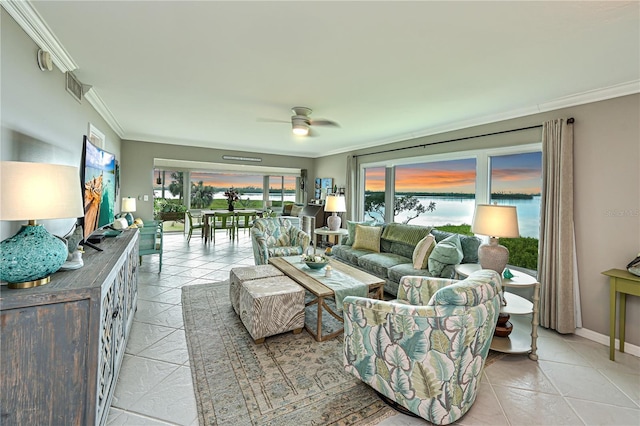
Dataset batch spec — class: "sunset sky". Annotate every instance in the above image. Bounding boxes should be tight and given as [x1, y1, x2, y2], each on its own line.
[365, 152, 541, 194]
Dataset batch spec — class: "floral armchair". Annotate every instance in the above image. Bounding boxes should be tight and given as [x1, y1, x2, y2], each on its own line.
[251, 217, 311, 265]
[343, 269, 502, 425]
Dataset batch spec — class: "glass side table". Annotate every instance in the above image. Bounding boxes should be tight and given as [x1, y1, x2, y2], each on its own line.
[455, 263, 540, 360]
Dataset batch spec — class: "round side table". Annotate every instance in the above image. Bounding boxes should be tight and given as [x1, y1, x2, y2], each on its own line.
[455, 264, 540, 360]
[314, 227, 348, 250]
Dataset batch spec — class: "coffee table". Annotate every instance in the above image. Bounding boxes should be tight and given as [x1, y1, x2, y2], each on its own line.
[269, 256, 384, 342]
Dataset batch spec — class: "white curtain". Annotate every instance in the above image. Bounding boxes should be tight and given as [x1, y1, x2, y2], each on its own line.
[538, 118, 582, 333]
[345, 155, 358, 221]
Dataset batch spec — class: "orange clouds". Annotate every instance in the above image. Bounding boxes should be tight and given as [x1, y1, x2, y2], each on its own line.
[395, 168, 476, 192]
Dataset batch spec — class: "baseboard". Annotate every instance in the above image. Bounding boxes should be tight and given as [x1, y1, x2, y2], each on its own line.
[575, 327, 640, 358]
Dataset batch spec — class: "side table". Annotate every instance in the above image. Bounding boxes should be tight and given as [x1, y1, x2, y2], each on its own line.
[455, 263, 540, 360]
[602, 268, 640, 361]
[314, 228, 348, 249]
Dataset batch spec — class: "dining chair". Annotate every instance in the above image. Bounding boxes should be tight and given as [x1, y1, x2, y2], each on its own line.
[235, 210, 257, 239]
[211, 211, 236, 243]
[186, 210, 204, 243]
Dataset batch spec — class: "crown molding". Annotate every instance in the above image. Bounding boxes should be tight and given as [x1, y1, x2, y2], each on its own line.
[1, 0, 78, 72]
[84, 90, 125, 138]
[538, 80, 640, 112]
[323, 80, 640, 158]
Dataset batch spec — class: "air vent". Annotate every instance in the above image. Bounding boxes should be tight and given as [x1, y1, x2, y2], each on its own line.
[65, 72, 82, 103]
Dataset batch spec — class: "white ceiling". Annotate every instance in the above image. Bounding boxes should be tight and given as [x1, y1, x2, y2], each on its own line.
[21, 1, 640, 158]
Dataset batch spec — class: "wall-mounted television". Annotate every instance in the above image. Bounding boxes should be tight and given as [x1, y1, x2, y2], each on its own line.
[81, 136, 116, 241]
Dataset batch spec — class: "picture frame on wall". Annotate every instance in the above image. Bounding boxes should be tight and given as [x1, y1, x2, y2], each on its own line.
[321, 178, 333, 191]
[88, 123, 105, 149]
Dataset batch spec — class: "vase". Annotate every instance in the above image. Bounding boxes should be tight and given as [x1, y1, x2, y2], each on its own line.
[228, 202, 234, 212]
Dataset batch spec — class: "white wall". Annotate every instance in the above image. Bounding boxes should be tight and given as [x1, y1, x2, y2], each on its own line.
[1, 9, 122, 239]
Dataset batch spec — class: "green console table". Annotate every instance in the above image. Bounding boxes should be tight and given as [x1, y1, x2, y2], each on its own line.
[602, 268, 640, 361]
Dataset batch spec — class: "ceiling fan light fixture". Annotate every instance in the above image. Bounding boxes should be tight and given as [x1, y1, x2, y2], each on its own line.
[292, 122, 309, 136]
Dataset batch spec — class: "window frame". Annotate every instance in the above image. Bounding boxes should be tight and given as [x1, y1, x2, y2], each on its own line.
[358, 143, 542, 222]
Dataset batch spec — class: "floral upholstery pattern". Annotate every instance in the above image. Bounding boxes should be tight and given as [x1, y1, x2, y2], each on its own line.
[251, 217, 310, 265]
[343, 270, 502, 425]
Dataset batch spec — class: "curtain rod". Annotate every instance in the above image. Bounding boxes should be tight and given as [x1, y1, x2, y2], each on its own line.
[353, 117, 574, 159]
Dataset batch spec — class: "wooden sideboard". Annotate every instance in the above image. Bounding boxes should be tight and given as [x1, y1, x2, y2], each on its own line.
[0, 229, 139, 426]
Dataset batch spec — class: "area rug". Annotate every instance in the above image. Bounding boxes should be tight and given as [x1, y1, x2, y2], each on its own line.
[181, 280, 397, 425]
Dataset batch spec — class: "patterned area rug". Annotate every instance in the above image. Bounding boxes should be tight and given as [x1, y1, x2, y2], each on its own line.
[182, 281, 397, 425]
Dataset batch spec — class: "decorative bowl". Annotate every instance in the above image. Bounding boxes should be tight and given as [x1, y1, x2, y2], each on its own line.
[305, 260, 328, 270]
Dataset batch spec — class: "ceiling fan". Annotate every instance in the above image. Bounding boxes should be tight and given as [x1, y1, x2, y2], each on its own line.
[259, 107, 340, 137]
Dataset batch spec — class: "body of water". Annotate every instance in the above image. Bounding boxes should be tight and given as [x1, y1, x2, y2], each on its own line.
[371, 195, 541, 238]
[156, 190, 539, 238]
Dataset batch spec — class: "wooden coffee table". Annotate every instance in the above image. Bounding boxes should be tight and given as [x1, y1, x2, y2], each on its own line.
[269, 257, 384, 342]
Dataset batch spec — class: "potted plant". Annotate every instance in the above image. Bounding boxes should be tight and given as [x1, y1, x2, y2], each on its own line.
[224, 187, 239, 211]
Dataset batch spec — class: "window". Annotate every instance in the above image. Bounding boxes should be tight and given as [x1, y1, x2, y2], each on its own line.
[360, 143, 542, 271]
[394, 158, 476, 226]
[363, 166, 386, 222]
[489, 151, 542, 271]
[154, 169, 186, 232]
[268, 176, 297, 209]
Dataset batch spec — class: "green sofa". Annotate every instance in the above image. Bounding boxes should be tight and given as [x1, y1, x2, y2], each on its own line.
[331, 222, 481, 296]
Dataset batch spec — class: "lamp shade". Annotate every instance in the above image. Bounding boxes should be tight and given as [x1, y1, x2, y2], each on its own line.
[0, 161, 83, 220]
[121, 197, 137, 213]
[0, 161, 84, 288]
[324, 195, 346, 213]
[471, 204, 519, 238]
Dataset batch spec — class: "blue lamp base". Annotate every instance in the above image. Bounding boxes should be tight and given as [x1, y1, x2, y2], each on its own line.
[0, 224, 68, 289]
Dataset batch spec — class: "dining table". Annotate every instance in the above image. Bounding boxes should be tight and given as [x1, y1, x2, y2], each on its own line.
[201, 209, 259, 244]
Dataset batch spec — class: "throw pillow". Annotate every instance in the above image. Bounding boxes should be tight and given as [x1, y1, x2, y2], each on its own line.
[412, 234, 436, 269]
[428, 234, 464, 277]
[290, 205, 303, 217]
[352, 224, 382, 253]
[345, 220, 375, 246]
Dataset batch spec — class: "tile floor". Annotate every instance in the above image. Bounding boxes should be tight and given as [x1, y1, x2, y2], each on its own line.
[107, 232, 640, 426]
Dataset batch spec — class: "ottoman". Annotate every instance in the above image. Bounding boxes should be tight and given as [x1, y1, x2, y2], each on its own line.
[229, 265, 284, 314]
[238, 275, 305, 344]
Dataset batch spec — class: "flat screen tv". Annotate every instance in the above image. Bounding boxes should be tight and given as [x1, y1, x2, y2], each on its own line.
[81, 136, 116, 241]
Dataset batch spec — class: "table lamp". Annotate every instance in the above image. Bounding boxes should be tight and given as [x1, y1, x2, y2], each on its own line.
[471, 204, 519, 274]
[324, 195, 346, 231]
[0, 161, 84, 289]
[121, 197, 136, 225]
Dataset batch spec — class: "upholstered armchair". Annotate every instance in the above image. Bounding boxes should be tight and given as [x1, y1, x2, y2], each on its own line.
[251, 217, 310, 265]
[343, 269, 502, 425]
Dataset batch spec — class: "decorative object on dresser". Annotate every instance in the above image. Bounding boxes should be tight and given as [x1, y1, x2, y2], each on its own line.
[121, 197, 136, 225]
[471, 203, 519, 274]
[0, 161, 84, 288]
[324, 194, 346, 231]
[0, 230, 139, 425]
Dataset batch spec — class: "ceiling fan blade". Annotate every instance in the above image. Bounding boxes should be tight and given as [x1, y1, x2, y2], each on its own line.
[257, 118, 290, 124]
[310, 119, 340, 127]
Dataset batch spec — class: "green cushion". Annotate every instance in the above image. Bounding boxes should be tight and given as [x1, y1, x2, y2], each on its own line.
[381, 223, 432, 246]
[345, 220, 376, 246]
[431, 229, 481, 264]
[428, 234, 463, 277]
[352, 224, 382, 252]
